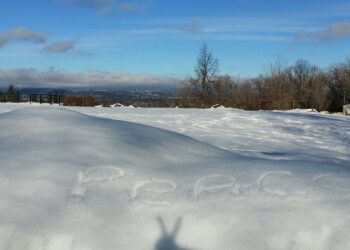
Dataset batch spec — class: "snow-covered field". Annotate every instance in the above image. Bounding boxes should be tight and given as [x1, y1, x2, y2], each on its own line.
[0, 103, 349, 250]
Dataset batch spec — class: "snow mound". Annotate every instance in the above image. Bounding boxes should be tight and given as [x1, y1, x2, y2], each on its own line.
[111, 103, 124, 107]
[210, 104, 226, 109]
[281, 108, 319, 113]
[0, 108, 232, 168]
[0, 107, 350, 250]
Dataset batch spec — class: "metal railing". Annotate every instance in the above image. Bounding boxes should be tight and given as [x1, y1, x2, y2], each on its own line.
[29, 93, 63, 105]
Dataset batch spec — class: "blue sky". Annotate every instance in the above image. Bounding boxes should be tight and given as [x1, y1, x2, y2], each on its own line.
[0, 0, 350, 87]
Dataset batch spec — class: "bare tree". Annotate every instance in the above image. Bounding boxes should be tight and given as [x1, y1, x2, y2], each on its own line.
[309, 71, 331, 111]
[235, 81, 257, 110]
[328, 60, 350, 111]
[289, 59, 317, 107]
[265, 60, 291, 109]
[192, 43, 219, 106]
[178, 81, 193, 107]
[212, 75, 236, 106]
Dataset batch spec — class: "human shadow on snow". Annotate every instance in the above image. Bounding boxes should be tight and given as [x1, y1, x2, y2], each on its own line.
[154, 216, 195, 250]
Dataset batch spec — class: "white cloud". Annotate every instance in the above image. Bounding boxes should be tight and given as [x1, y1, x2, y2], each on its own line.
[0, 28, 47, 48]
[0, 68, 178, 88]
[296, 22, 350, 41]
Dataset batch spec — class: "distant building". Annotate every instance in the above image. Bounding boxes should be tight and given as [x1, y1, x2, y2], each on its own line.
[343, 104, 350, 115]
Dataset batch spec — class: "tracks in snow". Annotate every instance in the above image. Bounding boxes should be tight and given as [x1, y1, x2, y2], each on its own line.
[69, 167, 350, 205]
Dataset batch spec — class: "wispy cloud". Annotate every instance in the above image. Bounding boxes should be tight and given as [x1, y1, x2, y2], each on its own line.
[117, 3, 139, 13]
[0, 28, 47, 48]
[57, 0, 141, 15]
[167, 20, 204, 34]
[199, 34, 290, 42]
[42, 40, 77, 54]
[0, 68, 178, 88]
[296, 22, 350, 41]
[104, 17, 315, 42]
[57, 0, 115, 15]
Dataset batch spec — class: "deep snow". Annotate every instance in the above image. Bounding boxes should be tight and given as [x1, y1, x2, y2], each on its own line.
[0, 104, 350, 250]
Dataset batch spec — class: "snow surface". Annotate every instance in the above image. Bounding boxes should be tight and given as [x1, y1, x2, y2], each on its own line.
[0, 103, 350, 250]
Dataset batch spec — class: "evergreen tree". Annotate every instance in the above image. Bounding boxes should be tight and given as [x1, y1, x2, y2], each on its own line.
[6, 84, 17, 102]
[16, 90, 21, 102]
[31, 94, 38, 102]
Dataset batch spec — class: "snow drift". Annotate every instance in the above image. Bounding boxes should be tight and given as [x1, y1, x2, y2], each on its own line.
[0, 106, 350, 250]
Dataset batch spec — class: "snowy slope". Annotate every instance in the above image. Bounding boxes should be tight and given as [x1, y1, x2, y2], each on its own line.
[0, 104, 350, 250]
[72, 106, 350, 164]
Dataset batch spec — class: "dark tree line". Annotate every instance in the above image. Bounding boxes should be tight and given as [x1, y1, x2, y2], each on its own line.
[180, 44, 350, 112]
[0, 84, 21, 102]
[0, 85, 65, 104]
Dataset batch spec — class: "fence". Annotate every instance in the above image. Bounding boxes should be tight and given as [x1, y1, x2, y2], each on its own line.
[258, 99, 304, 110]
[29, 93, 63, 105]
[0, 94, 21, 103]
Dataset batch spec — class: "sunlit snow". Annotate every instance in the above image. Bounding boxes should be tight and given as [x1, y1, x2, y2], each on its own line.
[0, 103, 349, 250]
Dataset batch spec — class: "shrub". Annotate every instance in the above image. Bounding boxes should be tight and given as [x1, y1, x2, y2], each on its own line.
[63, 96, 95, 106]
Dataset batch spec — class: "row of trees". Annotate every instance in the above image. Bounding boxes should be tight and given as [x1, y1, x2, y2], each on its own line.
[180, 44, 350, 112]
